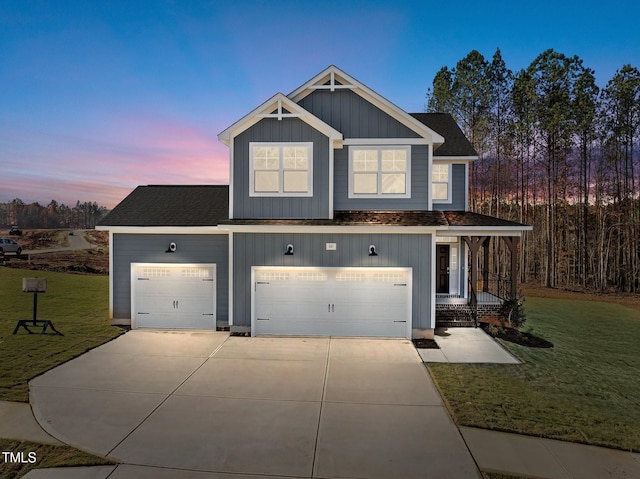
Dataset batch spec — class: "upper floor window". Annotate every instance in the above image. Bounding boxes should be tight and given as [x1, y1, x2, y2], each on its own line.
[349, 146, 410, 198]
[250, 142, 313, 196]
[432, 163, 451, 202]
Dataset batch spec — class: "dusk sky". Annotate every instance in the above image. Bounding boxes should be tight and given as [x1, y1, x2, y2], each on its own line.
[1, 0, 639, 208]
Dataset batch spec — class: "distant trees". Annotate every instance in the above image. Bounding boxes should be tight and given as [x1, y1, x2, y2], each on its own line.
[0, 199, 108, 229]
[427, 48, 640, 293]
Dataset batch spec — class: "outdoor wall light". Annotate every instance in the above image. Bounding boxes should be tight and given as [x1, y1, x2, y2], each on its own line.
[285, 244, 294, 255]
[369, 244, 378, 256]
[166, 242, 177, 253]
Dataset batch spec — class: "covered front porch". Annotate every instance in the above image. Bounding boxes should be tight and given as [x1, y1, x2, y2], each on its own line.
[434, 233, 522, 327]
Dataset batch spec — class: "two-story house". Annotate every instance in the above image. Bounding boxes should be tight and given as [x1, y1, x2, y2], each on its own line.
[97, 66, 530, 339]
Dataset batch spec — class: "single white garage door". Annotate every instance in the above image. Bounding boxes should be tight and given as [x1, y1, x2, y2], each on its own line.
[132, 263, 216, 329]
[252, 267, 411, 338]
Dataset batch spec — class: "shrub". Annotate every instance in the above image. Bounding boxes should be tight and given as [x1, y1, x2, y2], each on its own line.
[499, 295, 527, 329]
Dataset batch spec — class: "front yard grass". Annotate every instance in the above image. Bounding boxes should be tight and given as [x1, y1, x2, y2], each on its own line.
[0, 267, 123, 402]
[429, 295, 640, 451]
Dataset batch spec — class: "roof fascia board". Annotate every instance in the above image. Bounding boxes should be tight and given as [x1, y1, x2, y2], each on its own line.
[219, 224, 445, 234]
[433, 155, 479, 162]
[343, 138, 431, 145]
[96, 226, 228, 234]
[218, 93, 343, 147]
[444, 226, 532, 235]
[287, 66, 445, 144]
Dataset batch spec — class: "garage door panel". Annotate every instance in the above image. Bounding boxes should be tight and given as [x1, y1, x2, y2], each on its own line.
[133, 264, 216, 330]
[253, 267, 411, 338]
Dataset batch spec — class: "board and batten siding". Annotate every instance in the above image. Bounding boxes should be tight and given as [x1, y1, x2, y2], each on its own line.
[432, 163, 467, 211]
[334, 145, 429, 210]
[112, 233, 229, 322]
[297, 89, 420, 139]
[233, 118, 330, 219]
[232, 232, 432, 330]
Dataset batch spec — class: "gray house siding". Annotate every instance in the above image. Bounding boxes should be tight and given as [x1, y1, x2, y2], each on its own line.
[112, 233, 229, 321]
[233, 118, 330, 219]
[297, 89, 420, 139]
[334, 145, 429, 210]
[433, 163, 467, 211]
[232, 232, 432, 330]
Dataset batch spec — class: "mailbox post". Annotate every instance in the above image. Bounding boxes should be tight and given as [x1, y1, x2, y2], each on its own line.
[13, 278, 63, 335]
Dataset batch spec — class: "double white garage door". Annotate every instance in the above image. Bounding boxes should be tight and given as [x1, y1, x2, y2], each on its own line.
[132, 264, 216, 329]
[253, 267, 412, 338]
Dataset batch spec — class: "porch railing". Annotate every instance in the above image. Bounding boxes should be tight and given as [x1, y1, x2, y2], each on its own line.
[476, 272, 512, 301]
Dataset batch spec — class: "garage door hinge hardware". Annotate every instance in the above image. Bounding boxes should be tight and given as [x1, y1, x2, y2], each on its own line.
[257, 317, 270, 321]
[394, 283, 407, 286]
[138, 312, 149, 315]
[394, 320, 407, 323]
[203, 278, 214, 281]
[138, 278, 150, 281]
[202, 313, 214, 316]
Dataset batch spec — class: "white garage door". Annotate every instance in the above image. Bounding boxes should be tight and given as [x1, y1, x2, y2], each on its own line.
[252, 267, 411, 338]
[132, 263, 216, 329]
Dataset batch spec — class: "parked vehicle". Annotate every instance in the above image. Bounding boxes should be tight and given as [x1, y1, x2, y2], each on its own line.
[9, 226, 22, 235]
[0, 237, 23, 255]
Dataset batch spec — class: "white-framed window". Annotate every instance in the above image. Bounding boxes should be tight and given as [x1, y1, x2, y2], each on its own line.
[432, 163, 452, 203]
[348, 146, 411, 198]
[249, 142, 313, 196]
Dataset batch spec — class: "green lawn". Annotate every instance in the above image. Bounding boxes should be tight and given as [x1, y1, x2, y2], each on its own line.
[429, 296, 640, 451]
[0, 267, 123, 402]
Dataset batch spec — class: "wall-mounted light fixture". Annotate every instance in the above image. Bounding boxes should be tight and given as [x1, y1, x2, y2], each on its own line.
[166, 242, 177, 253]
[285, 244, 294, 255]
[369, 244, 378, 256]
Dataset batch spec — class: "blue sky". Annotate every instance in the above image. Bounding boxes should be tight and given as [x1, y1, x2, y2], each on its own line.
[1, 0, 638, 208]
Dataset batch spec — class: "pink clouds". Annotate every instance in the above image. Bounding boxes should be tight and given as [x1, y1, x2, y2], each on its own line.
[0, 116, 230, 209]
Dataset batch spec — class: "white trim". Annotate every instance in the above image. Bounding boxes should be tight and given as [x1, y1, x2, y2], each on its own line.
[328, 145, 334, 219]
[218, 93, 343, 148]
[432, 163, 452, 204]
[348, 145, 411, 199]
[464, 162, 469, 211]
[462, 241, 468, 299]
[344, 138, 431, 145]
[445, 227, 532, 235]
[249, 142, 314, 197]
[433, 155, 479, 162]
[95, 226, 228, 234]
[251, 266, 413, 339]
[287, 66, 444, 145]
[219, 224, 444, 234]
[108, 231, 114, 320]
[427, 143, 433, 210]
[430, 237, 436, 330]
[228, 232, 234, 326]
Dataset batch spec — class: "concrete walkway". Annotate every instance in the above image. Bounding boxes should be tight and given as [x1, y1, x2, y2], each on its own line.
[2, 330, 638, 478]
[419, 327, 521, 364]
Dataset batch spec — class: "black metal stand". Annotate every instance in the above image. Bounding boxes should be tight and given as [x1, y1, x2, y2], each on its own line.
[13, 292, 63, 336]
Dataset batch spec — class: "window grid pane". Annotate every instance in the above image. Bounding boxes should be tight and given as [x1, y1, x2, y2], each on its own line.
[354, 173, 378, 194]
[251, 143, 311, 195]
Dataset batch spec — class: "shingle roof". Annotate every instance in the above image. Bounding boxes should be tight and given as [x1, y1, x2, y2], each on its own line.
[221, 210, 527, 229]
[410, 113, 478, 157]
[97, 185, 229, 227]
[442, 211, 528, 228]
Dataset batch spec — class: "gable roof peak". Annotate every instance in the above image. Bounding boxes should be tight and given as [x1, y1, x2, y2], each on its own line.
[288, 66, 445, 144]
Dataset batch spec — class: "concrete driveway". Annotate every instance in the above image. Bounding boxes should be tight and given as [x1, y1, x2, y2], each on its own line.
[30, 330, 480, 478]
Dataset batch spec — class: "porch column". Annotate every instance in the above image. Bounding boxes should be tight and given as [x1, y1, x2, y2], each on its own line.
[482, 237, 490, 293]
[462, 236, 487, 300]
[501, 236, 520, 299]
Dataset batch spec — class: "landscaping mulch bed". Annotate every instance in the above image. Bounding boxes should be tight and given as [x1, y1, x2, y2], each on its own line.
[480, 322, 553, 348]
[412, 338, 440, 349]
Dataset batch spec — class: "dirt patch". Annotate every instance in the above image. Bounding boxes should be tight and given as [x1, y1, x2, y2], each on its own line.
[3, 249, 109, 275]
[412, 338, 440, 349]
[479, 322, 553, 348]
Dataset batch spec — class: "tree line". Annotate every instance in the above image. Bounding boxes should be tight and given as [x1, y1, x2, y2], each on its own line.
[427, 48, 640, 293]
[0, 199, 108, 230]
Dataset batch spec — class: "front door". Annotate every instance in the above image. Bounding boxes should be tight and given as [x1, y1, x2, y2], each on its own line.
[436, 245, 450, 294]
